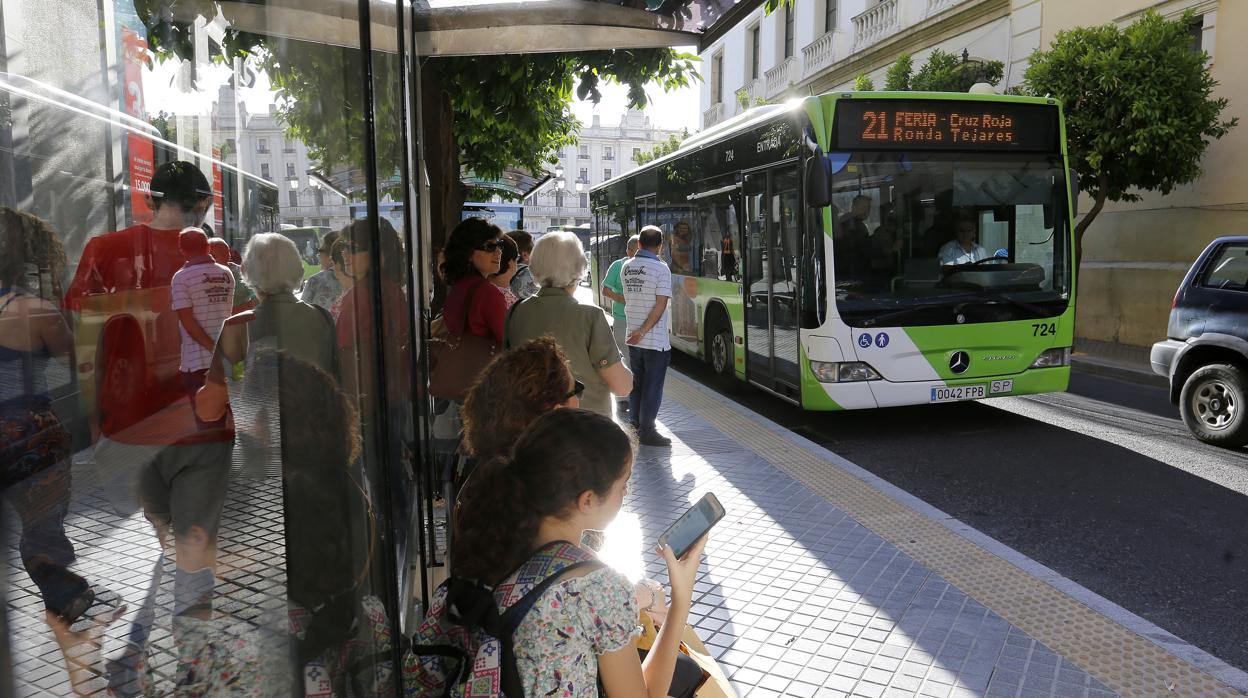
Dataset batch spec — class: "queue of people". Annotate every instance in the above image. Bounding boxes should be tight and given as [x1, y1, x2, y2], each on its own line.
[4, 166, 696, 696]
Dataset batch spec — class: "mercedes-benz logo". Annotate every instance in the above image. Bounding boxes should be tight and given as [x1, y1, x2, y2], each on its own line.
[949, 351, 971, 374]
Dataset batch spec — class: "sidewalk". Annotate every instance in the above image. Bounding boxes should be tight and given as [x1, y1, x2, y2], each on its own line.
[599, 371, 1248, 698]
[1071, 338, 1166, 388]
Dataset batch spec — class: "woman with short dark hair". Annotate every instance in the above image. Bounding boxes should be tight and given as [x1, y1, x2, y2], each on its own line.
[440, 217, 507, 344]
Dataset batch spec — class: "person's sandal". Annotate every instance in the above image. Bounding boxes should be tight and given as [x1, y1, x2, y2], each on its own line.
[56, 588, 96, 626]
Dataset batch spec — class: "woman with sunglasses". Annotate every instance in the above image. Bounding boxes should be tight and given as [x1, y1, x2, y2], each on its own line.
[440, 217, 508, 345]
[506, 231, 632, 417]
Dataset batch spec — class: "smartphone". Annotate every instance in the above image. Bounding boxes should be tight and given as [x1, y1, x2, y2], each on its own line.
[658, 492, 725, 560]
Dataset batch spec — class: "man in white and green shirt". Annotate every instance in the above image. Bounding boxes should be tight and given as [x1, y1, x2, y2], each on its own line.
[600, 234, 640, 413]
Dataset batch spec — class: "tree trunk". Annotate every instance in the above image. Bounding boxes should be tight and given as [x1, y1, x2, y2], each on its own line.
[1072, 172, 1109, 271]
[419, 63, 465, 312]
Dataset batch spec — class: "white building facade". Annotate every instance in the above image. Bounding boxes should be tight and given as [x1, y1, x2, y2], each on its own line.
[525, 109, 684, 232]
[699, 0, 1042, 129]
[214, 88, 352, 232]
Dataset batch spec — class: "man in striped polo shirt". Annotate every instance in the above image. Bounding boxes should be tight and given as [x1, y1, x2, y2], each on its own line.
[623, 225, 673, 447]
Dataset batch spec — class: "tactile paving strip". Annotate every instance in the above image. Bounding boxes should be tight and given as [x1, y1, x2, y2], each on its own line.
[666, 375, 1247, 698]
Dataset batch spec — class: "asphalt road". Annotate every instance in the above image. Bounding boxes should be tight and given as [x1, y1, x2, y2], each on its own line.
[669, 353, 1248, 673]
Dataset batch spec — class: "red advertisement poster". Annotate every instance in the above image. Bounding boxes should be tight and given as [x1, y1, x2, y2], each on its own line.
[212, 147, 224, 231]
[122, 28, 154, 223]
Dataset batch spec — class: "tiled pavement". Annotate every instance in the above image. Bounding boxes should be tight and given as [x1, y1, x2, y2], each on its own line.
[600, 373, 1248, 698]
[7, 367, 1248, 697]
[4, 454, 286, 696]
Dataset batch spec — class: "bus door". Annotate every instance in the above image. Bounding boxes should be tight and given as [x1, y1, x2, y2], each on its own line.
[743, 164, 802, 400]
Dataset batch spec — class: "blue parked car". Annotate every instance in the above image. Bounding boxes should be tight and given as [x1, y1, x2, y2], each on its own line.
[1152, 236, 1248, 447]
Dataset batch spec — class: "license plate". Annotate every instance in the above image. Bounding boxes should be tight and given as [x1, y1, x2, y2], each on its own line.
[930, 385, 986, 403]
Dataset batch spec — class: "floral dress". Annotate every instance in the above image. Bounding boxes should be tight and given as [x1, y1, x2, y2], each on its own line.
[513, 565, 640, 697]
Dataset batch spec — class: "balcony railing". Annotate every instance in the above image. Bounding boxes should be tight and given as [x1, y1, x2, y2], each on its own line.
[852, 0, 900, 51]
[703, 102, 725, 128]
[734, 78, 766, 113]
[802, 30, 838, 77]
[926, 0, 966, 16]
[765, 56, 798, 98]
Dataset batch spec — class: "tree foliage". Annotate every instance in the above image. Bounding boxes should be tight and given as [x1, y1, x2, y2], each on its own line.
[133, 2, 699, 199]
[852, 73, 875, 91]
[634, 130, 689, 165]
[908, 49, 1002, 92]
[1021, 10, 1236, 257]
[883, 54, 912, 91]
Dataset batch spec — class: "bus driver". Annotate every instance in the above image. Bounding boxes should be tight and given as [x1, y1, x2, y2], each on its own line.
[939, 215, 990, 266]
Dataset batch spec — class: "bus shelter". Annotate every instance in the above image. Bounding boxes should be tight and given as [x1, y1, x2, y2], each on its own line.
[0, 0, 738, 692]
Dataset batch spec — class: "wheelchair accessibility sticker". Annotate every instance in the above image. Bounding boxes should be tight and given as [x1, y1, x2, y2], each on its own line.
[858, 332, 889, 349]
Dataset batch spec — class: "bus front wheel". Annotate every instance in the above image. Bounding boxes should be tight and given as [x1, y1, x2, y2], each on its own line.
[705, 314, 734, 378]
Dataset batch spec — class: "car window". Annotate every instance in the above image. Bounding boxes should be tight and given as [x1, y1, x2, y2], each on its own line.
[1201, 245, 1248, 291]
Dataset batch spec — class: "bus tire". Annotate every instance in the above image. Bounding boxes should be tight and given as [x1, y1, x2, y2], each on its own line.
[1180, 363, 1248, 448]
[97, 321, 148, 434]
[705, 311, 734, 379]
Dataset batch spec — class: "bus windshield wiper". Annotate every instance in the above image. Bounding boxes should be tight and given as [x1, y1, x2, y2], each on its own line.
[857, 298, 966, 327]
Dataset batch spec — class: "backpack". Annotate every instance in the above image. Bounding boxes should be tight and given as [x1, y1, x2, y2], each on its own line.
[405, 541, 601, 697]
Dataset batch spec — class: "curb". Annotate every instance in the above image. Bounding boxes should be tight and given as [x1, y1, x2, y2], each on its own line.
[1071, 354, 1169, 389]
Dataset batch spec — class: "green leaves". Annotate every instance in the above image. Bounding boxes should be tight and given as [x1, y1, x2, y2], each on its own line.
[633, 130, 690, 165]
[884, 54, 912, 92]
[1023, 10, 1236, 209]
[853, 74, 875, 91]
[908, 49, 1003, 92]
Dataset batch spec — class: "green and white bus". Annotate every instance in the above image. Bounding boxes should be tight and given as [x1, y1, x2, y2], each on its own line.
[589, 91, 1076, 409]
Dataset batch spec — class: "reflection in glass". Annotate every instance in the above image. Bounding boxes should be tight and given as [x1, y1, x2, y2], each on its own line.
[1, 0, 409, 692]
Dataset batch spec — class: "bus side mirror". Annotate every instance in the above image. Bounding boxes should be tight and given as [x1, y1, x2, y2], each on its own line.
[1068, 168, 1079, 218]
[805, 155, 832, 208]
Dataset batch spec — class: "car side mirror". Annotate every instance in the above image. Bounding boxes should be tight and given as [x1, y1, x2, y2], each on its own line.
[805, 154, 832, 208]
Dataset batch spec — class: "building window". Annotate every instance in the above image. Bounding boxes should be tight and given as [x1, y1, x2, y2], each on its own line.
[314, 188, 325, 207]
[579, 145, 589, 158]
[603, 168, 612, 181]
[283, 142, 295, 153]
[604, 146, 614, 160]
[257, 137, 269, 153]
[260, 163, 270, 180]
[579, 192, 589, 209]
[750, 25, 761, 80]
[784, 7, 795, 59]
[579, 167, 588, 182]
[712, 52, 724, 103]
[1189, 15, 1206, 53]
[632, 147, 641, 160]
[288, 190, 298, 208]
[286, 162, 296, 178]
[824, 0, 836, 35]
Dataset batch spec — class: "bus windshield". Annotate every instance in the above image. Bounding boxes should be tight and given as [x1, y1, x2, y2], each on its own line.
[829, 150, 1071, 327]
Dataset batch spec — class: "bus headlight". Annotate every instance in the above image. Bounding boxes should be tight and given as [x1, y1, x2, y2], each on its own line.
[810, 361, 881, 383]
[1030, 347, 1071, 368]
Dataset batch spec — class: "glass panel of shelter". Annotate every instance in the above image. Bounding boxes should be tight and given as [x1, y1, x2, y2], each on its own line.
[0, 1, 413, 693]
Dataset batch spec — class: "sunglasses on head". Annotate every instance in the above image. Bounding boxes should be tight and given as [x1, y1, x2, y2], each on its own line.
[475, 240, 503, 253]
[565, 379, 586, 401]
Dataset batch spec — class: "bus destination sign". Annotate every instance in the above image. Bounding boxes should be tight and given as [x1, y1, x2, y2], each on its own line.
[834, 100, 1058, 152]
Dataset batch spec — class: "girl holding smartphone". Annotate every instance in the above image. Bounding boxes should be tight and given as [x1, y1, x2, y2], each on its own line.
[453, 408, 707, 697]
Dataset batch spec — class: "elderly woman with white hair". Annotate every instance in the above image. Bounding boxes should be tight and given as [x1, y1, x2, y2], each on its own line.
[506, 231, 632, 416]
[196, 233, 339, 466]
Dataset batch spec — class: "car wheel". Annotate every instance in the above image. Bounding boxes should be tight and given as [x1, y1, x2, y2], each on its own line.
[1180, 363, 1248, 448]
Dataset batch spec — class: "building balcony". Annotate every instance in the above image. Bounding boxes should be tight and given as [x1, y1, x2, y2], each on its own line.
[802, 30, 839, 78]
[734, 78, 766, 113]
[852, 0, 900, 51]
[703, 102, 725, 129]
[765, 56, 798, 99]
